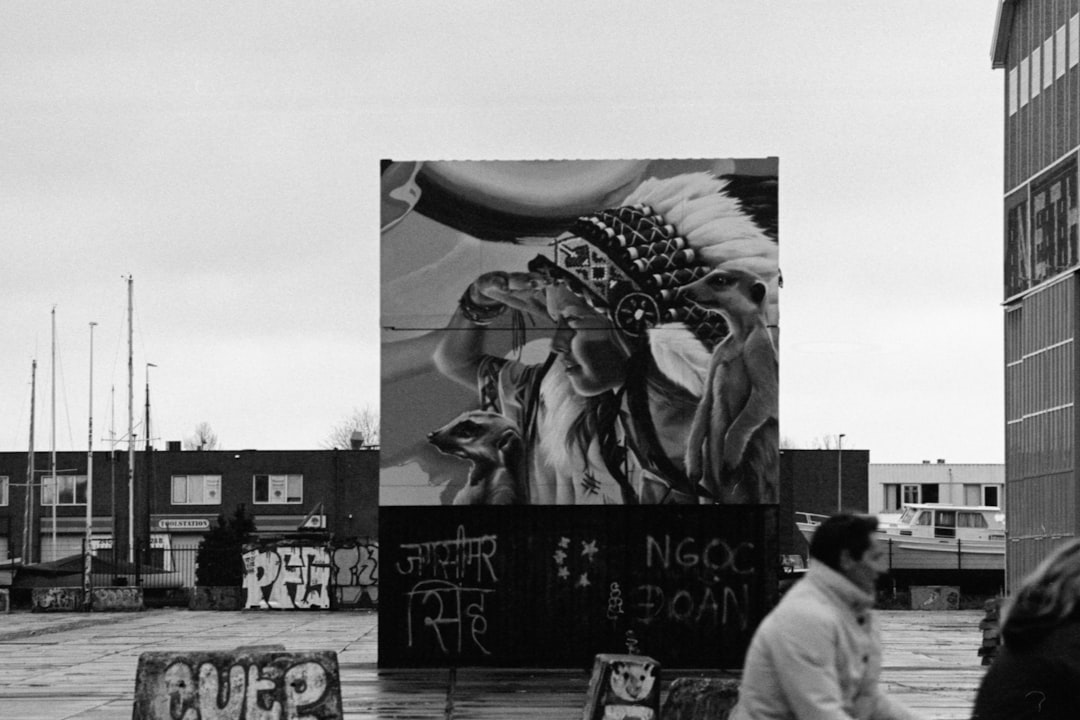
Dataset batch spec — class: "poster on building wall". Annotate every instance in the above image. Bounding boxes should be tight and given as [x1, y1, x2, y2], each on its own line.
[1006, 157, 1078, 299]
[379, 504, 778, 668]
[380, 159, 779, 507]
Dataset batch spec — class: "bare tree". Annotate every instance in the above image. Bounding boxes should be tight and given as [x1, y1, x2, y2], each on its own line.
[811, 435, 845, 450]
[184, 422, 220, 451]
[324, 406, 380, 450]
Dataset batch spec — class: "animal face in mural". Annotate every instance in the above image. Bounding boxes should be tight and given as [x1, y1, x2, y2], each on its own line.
[546, 283, 629, 397]
[609, 660, 657, 702]
[427, 409, 527, 504]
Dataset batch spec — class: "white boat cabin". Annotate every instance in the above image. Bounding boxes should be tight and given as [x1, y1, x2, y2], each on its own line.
[880, 503, 1005, 542]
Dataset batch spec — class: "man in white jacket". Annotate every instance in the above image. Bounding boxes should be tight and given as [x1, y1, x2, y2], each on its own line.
[729, 513, 924, 720]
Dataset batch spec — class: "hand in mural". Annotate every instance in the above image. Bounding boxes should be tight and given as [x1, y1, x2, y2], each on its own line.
[467, 271, 551, 319]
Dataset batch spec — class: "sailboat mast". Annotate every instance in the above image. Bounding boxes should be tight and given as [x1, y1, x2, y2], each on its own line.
[50, 306, 57, 561]
[85, 322, 97, 605]
[127, 276, 135, 563]
[22, 359, 36, 563]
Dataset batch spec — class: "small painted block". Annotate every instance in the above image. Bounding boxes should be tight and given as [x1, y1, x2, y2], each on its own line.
[582, 653, 661, 720]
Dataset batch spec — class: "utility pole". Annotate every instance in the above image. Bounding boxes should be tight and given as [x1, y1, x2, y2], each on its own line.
[22, 359, 37, 563]
[836, 433, 846, 512]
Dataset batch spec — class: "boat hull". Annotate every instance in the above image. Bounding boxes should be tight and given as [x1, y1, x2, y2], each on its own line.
[797, 523, 1004, 572]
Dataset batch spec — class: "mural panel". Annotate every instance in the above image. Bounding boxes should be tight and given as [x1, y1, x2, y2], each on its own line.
[381, 159, 779, 506]
[379, 505, 778, 668]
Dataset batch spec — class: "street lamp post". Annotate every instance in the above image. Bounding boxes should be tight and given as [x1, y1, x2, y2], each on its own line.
[836, 433, 846, 512]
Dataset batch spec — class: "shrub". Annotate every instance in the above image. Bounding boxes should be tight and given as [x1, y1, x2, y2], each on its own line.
[194, 504, 257, 587]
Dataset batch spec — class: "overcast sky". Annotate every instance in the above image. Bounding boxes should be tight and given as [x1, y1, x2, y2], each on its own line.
[1, 1, 1004, 462]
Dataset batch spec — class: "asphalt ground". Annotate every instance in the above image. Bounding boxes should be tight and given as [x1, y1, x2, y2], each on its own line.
[0, 608, 988, 719]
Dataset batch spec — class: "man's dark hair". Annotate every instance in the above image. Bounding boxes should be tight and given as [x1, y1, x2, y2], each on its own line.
[809, 513, 879, 571]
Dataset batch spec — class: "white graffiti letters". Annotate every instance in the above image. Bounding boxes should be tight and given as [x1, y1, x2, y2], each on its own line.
[405, 579, 493, 656]
[157, 660, 331, 720]
[645, 534, 756, 576]
[396, 525, 498, 583]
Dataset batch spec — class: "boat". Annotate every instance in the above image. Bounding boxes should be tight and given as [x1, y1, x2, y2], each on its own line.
[795, 503, 1006, 572]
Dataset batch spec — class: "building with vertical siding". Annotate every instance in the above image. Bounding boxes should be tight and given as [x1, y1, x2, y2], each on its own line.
[868, 461, 1004, 515]
[992, 1, 1080, 591]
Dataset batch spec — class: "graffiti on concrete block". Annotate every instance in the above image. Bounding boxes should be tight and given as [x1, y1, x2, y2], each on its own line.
[243, 543, 332, 609]
[32, 586, 83, 612]
[133, 650, 341, 720]
[92, 586, 143, 611]
[331, 540, 379, 607]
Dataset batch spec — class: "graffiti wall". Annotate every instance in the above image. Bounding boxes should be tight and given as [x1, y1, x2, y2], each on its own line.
[331, 538, 379, 608]
[379, 505, 778, 668]
[242, 543, 332, 610]
[381, 159, 780, 507]
[133, 650, 341, 720]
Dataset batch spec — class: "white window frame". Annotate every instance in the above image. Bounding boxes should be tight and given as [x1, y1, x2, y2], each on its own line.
[170, 475, 222, 505]
[0, 476, 7, 506]
[253, 474, 303, 505]
[41, 475, 87, 506]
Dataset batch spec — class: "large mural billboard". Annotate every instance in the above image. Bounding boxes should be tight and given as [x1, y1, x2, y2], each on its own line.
[381, 159, 779, 507]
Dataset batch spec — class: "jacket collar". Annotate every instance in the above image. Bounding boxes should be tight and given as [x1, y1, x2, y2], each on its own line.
[806, 561, 876, 613]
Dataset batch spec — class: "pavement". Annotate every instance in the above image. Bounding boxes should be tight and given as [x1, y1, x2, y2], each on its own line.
[0, 607, 989, 719]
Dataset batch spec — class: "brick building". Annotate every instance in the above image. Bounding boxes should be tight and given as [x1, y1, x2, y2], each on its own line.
[0, 447, 378, 567]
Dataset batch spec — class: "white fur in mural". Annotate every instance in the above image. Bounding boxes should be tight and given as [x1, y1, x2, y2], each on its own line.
[608, 661, 657, 702]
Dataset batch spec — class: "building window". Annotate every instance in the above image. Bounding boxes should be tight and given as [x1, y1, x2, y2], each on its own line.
[1031, 47, 1041, 99]
[1072, 15, 1079, 70]
[984, 485, 1000, 508]
[0, 476, 7, 506]
[41, 475, 87, 506]
[1056, 26, 1067, 80]
[1044, 38, 1055, 89]
[1009, 66, 1018, 115]
[902, 484, 920, 504]
[883, 484, 901, 511]
[253, 474, 303, 504]
[1020, 56, 1030, 108]
[171, 475, 221, 505]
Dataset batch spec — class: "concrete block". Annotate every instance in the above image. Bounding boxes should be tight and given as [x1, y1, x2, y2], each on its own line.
[31, 586, 83, 612]
[662, 677, 741, 720]
[91, 586, 143, 611]
[910, 585, 959, 611]
[582, 653, 660, 720]
[189, 586, 244, 611]
[133, 649, 341, 720]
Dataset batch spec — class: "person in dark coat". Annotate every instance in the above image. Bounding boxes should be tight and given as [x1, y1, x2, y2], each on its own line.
[972, 538, 1080, 719]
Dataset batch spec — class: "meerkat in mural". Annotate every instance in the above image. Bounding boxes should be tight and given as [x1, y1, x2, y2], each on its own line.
[427, 409, 528, 505]
[682, 267, 779, 503]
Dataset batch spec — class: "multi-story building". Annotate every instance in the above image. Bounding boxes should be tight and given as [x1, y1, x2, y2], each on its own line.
[869, 461, 1005, 515]
[993, 1, 1080, 590]
[0, 446, 378, 567]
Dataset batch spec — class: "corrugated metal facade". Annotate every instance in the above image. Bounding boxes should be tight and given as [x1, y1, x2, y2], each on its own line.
[1003, 0, 1080, 192]
[1004, 244, 1078, 590]
[999, 0, 1080, 592]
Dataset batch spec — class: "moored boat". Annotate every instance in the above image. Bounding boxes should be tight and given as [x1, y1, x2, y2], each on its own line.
[796, 503, 1006, 572]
